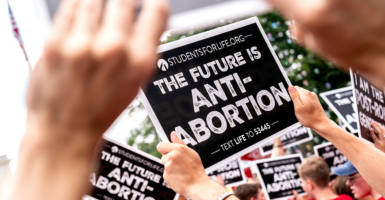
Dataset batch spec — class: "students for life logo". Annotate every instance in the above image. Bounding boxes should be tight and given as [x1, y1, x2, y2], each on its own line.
[157, 59, 168, 71]
[111, 146, 119, 153]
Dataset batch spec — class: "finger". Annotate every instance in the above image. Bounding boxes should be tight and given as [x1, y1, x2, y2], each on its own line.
[370, 128, 379, 144]
[73, 0, 104, 33]
[171, 131, 186, 145]
[292, 190, 299, 198]
[157, 142, 183, 155]
[371, 122, 384, 141]
[132, 0, 169, 45]
[372, 121, 385, 135]
[102, 0, 136, 34]
[161, 154, 169, 164]
[288, 86, 303, 108]
[52, 0, 79, 35]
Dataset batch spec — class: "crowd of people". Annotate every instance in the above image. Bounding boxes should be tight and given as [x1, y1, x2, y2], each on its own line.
[222, 125, 385, 200]
[3, 0, 385, 200]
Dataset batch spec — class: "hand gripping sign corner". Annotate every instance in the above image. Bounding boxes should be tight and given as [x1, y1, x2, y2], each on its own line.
[139, 17, 300, 173]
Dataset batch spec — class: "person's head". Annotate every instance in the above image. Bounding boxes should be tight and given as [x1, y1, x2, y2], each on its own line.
[333, 161, 372, 199]
[297, 156, 330, 198]
[331, 176, 354, 199]
[235, 183, 266, 200]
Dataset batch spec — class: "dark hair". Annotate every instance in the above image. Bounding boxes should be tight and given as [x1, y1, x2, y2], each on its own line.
[298, 156, 330, 188]
[332, 176, 354, 199]
[234, 184, 262, 200]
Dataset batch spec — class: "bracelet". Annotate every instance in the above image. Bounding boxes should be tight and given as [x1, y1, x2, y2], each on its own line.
[273, 145, 283, 148]
[217, 191, 234, 200]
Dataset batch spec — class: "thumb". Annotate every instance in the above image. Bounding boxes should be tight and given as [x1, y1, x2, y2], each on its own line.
[171, 131, 186, 145]
[288, 86, 303, 108]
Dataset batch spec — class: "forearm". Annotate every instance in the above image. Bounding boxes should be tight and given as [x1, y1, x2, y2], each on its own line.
[186, 178, 238, 200]
[5, 129, 98, 200]
[313, 120, 385, 197]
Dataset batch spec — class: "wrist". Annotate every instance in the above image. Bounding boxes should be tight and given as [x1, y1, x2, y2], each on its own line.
[312, 118, 336, 136]
[186, 177, 228, 200]
[22, 119, 100, 160]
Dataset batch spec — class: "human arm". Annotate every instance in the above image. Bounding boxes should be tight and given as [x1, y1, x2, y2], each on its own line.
[157, 132, 239, 200]
[3, 0, 169, 199]
[288, 86, 385, 197]
[265, 0, 385, 86]
[271, 138, 285, 158]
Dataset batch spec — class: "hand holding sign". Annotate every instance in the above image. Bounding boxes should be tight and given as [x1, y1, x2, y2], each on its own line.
[157, 132, 230, 200]
[288, 86, 330, 131]
[370, 121, 385, 153]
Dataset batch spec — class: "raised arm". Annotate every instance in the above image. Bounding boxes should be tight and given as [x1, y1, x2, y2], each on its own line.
[288, 86, 385, 197]
[4, 0, 168, 199]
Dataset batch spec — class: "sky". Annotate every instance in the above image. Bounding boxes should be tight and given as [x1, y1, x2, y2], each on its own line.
[0, 0, 29, 159]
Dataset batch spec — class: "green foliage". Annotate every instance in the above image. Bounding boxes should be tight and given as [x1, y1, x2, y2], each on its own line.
[128, 11, 351, 158]
[127, 116, 162, 158]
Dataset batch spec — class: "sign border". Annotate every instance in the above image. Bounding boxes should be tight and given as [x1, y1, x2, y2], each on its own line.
[138, 16, 301, 173]
[349, 69, 374, 146]
[319, 86, 358, 133]
[259, 127, 313, 156]
[251, 154, 305, 200]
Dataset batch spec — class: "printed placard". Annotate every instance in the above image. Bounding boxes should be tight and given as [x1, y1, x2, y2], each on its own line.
[207, 159, 247, 187]
[314, 142, 347, 176]
[84, 137, 177, 200]
[259, 126, 313, 156]
[350, 70, 385, 144]
[139, 17, 300, 172]
[252, 154, 305, 200]
[320, 87, 358, 133]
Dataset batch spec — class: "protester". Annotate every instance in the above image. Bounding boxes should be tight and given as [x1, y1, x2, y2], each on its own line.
[292, 156, 352, 200]
[5, 0, 385, 199]
[234, 184, 266, 200]
[332, 161, 383, 200]
[283, 86, 385, 197]
[331, 176, 354, 199]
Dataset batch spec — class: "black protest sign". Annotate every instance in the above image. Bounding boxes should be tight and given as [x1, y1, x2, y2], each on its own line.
[314, 142, 347, 177]
[139, 17, 300, 172]
[253, 154, 304, 200]
[320, 87, 358, 133]
[350, 70, 385, 144]
[259, 126, 313, 156]
[85, 137, 177, 200]
[207, 159, 246, 187]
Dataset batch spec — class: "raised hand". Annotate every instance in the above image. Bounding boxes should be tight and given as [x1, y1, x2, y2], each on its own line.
[287, 86, 330, 131]
[266, 0, 385, 85]
[157, 132, 234, 200]
[7, 0, 169, 199]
